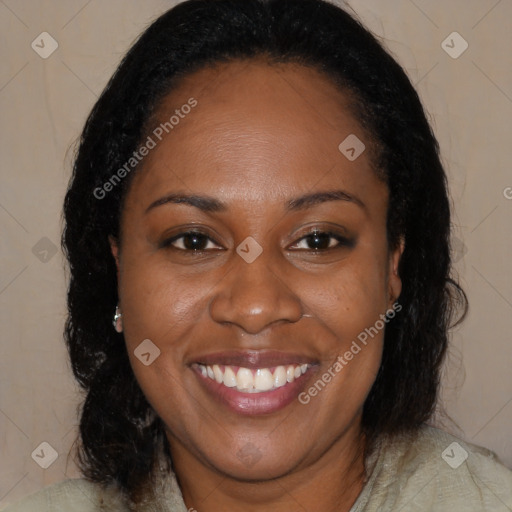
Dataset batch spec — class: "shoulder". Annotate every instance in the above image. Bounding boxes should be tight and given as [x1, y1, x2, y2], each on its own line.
[354, 424, 512, 512]
[1, 478, 130, 512]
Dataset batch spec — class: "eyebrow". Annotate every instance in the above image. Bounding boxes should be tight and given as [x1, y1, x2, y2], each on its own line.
[145, 189, 366, 214]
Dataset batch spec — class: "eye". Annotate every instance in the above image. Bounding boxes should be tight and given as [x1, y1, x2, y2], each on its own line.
[289, 230, 353, 251]
[162, 231, 222, 252]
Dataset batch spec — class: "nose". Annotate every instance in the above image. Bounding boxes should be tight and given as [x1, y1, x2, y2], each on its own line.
[209, 249, 303, 334]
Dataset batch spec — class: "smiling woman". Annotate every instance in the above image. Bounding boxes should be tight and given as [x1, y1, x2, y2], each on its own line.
[5, 0, 512, 511]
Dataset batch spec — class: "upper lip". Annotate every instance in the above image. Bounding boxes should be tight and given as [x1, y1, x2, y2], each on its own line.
[192, 350, 318, 369]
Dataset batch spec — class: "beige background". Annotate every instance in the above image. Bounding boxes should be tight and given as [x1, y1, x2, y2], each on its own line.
[1, 0, 511, 507]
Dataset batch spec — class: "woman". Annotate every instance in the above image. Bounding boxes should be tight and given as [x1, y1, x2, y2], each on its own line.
[6, 0, 512, 510]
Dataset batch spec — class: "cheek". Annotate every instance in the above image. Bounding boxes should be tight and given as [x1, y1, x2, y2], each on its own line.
[119, 251, 206, 339]
[291, 257, 388, 431]
[118, 262, 206, 417]
[307, 252, 389, 339]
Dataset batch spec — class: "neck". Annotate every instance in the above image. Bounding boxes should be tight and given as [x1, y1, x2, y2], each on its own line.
[167, 423, 367, 512]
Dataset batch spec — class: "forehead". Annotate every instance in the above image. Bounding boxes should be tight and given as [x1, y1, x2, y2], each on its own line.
[126, 58, 381, 207]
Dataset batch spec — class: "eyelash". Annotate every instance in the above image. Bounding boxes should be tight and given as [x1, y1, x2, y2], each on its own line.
[161, 229, 353, 253]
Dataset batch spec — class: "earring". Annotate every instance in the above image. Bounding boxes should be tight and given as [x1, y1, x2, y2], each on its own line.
[112, 304, 123, 333]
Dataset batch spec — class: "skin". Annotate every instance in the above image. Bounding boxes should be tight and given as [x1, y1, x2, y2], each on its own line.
[110, 59, 403, 512]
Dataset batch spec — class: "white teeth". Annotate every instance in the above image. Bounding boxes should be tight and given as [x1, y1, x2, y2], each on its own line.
[213, 364, 223, 383]
[223, 366, 237, 387]
[273, 366, 287, 388]
[236, 367, 253, 391]
[254, 369, 274, 391]
[198, 363, 311, 393]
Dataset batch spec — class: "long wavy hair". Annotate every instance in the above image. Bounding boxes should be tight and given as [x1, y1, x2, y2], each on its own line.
[62, 0, 467, 502]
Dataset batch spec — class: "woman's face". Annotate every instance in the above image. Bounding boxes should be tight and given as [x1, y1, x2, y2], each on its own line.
[111, 60, 403, 481]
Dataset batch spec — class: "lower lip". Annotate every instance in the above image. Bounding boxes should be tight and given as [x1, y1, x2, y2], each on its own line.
[193, 367, 316, 416]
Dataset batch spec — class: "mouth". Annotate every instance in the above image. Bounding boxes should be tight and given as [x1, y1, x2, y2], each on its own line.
[190, 351, 319, 415]
[193, 362, 312, 392]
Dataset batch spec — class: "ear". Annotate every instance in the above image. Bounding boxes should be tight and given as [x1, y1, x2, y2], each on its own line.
[387, 237, 405, 306]
[109, 235, 120, 273]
